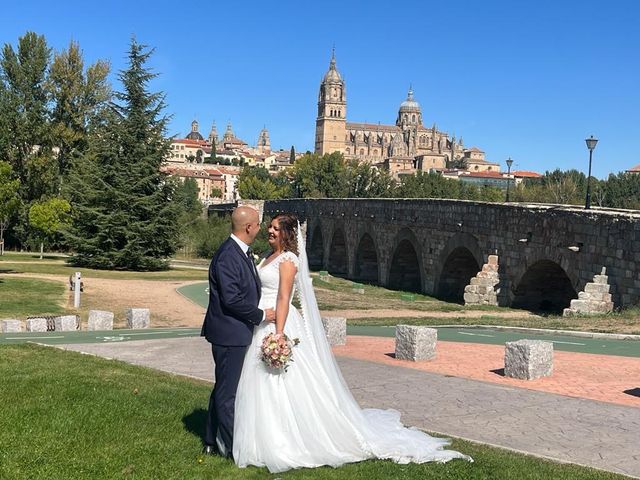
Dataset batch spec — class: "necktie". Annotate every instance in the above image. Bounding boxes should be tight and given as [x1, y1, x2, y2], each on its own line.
[246, 248, 258, 278]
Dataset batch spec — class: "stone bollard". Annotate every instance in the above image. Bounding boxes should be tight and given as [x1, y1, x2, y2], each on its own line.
[321, 316, 347, 346]
[87, 310, 114, 331]
[26, 318, 48, 332]
[504, 339, 553, 380]
[395, 325, 437, 361]
[1, 319, 23, 333]
[54, 315, 79, 332]
[126, 308, 150, 329]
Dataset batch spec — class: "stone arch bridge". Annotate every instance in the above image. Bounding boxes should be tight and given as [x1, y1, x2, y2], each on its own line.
[260, 199, 640, 313]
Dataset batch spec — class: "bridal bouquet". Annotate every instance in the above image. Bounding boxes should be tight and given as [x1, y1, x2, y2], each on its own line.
[260, 333, 300, 372]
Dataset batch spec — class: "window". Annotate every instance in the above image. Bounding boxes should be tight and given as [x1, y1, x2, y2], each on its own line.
[346, 148, 350, 154]
[360, 149, 364, 155]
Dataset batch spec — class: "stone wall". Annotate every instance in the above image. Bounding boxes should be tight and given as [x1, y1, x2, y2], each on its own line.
[263, 199, 640, 309]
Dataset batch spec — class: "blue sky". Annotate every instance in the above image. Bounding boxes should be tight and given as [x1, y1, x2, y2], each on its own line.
[2, 0, 639, 177]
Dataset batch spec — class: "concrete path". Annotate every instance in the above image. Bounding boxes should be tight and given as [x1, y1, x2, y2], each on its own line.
[58, 337, 640, 478]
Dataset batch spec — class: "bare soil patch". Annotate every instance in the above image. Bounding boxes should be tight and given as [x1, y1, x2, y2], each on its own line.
[2, 273, 205, 327]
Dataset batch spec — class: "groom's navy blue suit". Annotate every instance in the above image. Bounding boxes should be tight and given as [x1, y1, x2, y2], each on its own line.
[201, 236, 263, 454]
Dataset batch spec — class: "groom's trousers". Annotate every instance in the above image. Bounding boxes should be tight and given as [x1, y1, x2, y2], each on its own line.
[205, 344, 248, 455]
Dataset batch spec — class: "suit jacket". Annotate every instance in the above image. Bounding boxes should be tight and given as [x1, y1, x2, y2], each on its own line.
[201, 237, 263, 346]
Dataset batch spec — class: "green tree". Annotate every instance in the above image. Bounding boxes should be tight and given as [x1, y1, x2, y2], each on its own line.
[237, 166, 290, 200]
[541, 169, 586, 205]
[0, 161, 20, 253]
[0, 33, 111, 248]
[205, 138, 217, 164]
[28, 197, 70, 258]
[289, 145, 295, 164]
[345, 160, 396, 198]
[173, 177, 202, 221]
[48, 40, 111, 179]
[601, 172, 640, 209]
[0, 32, 52, 189]
[449, 156, 468, 170]
[65, 39, 180, 270]
[292, 152, 348, 198]
[0, 32, 58, 246]
[396, 171, 461, 198]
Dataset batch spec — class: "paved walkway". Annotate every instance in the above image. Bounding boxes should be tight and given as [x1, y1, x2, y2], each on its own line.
[58, 336, 640, 478]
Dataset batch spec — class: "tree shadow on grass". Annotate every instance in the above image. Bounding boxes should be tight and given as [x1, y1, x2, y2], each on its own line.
[182, 408, 207, 443]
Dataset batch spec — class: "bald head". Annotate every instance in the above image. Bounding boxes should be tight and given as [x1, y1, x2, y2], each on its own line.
[231, 206, 261, 244]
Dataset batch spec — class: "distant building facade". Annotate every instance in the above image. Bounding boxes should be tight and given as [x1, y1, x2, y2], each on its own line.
[314, 51, 495, 179]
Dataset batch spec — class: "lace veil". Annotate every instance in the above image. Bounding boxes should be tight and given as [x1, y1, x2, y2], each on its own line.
[294, 221, 367, 416]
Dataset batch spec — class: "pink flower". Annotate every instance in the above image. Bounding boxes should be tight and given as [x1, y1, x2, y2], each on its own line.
[260, 332, 300, 372]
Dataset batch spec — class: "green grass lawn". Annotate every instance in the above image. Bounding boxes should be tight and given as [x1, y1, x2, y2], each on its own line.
[347, 315, 640, 334]
[0, 260, 206, 281]
[0, 277, 67, 317]
[0, 252, 69, 262]
[0, 344, 627, 480]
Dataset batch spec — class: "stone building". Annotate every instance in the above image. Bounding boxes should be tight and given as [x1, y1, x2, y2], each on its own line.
[314, 51, 488, 177]
[256, 127, 271, 154]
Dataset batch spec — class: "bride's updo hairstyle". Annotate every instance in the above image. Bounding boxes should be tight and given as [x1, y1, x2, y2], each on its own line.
[273, 213, 299, 255]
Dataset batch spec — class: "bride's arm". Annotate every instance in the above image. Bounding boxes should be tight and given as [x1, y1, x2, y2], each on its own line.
[275, 259, 297, 335]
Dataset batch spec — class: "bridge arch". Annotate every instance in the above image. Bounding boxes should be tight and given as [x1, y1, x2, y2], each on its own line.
[435, 233, 483, 302]
[353, 232, 379, 283]
[328, 225, 348, 276]
[511, 259, 577, 313]
[307, 222, 324, 270]
[388, 229, 423, 293]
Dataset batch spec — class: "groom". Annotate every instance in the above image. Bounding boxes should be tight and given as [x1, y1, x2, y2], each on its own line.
[201, 206, 275, 457]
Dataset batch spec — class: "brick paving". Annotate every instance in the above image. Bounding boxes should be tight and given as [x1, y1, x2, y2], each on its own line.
[334, 336, 640, 407]
[58, 336, 640, 478]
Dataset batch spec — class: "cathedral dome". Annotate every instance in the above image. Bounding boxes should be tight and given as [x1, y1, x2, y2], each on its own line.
[399, 88, 421, 112]
[186, 131, 204, 141]
[186, 119, 204, 141]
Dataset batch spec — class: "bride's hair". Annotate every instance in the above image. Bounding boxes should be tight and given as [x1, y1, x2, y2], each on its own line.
[272, 213, 298, 255]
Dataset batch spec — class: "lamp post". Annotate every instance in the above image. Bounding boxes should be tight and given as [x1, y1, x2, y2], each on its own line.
[505, 157, 513, 202]
[584, 135, 598, 209]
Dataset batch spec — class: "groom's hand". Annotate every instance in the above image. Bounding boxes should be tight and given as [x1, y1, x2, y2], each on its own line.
[264, 308, 276, 323]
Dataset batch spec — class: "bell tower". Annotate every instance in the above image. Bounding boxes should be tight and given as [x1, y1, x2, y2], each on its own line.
[315, 49, 346, 155]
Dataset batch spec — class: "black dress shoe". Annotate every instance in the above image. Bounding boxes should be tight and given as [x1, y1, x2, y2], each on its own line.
[202, 444, 217, 455]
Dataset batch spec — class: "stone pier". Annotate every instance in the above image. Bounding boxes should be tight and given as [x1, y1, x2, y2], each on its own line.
[563, 267, 614, 316]
[464, 255, 500, 306]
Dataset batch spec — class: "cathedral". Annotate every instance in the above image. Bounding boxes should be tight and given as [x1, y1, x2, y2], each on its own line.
[314, 52, 490, 175]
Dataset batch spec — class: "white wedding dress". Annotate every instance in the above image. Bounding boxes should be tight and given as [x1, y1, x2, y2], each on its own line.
[234, 243, 471, 473]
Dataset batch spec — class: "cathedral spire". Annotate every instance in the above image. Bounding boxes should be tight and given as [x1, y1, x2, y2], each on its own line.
[328, 47, 338, 74]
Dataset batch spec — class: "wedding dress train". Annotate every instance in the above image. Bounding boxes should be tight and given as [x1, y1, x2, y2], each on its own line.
[233, 245, 471, 473]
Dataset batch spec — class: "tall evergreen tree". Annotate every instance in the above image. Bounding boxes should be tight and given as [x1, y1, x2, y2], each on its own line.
[289, 145, 295, 164]
[65, 39, 180, 270]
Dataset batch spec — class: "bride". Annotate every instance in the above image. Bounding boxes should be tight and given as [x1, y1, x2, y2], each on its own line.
[233, 213, 471, 473]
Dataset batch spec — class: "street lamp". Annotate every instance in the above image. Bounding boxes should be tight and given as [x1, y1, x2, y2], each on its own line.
[505, 157, 514, 202]
[584, 135, 598, 209]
